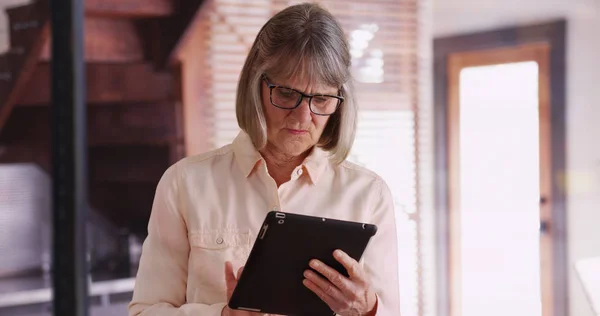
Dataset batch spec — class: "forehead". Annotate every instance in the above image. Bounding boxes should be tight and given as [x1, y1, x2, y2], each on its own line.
[266, 53, 342, 94]
[270, 73, 338, 94]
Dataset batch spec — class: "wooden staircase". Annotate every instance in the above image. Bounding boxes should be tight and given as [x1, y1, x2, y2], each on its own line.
[0, 0, 204, 275]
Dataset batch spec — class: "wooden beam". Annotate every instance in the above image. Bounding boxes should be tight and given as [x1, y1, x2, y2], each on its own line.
[0, 1, 49, 134]
[7, 2, 44, 50]
[170, 64, 186, 163]
[178, 27, 211, 156]
[18, 63, 173, 105]
[1, 104, 176, 146]
[151, 0, 206, 68]
[85, 0, 176, 18]
[89, 145, 170, 183]
[40, 17, 145, 62]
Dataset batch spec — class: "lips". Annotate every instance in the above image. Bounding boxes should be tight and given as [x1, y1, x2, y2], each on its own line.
[286, 128, 308, 135]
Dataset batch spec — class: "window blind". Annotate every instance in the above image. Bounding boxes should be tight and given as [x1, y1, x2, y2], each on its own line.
[195, 1, 434, 315]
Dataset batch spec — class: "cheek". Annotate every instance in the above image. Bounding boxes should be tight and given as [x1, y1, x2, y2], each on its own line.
[313, 116, 330, 131]
[264, 104, 285, 129]
[261, 88, 270, 109]
[261, 92, 277, 127]
[264, 106, 292, 139]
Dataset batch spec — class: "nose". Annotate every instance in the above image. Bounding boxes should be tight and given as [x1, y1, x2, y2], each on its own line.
[291, 97, 312, 123]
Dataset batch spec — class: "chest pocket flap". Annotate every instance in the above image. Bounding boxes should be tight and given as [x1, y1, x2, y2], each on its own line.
[189, 229, 251, 250]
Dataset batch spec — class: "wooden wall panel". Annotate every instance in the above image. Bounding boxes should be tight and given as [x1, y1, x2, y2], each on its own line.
[18, 63, 173, 106]
[0, 104, 176, 146]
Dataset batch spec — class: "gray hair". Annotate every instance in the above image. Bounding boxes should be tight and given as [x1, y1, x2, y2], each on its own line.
[236, 2, 357, 164]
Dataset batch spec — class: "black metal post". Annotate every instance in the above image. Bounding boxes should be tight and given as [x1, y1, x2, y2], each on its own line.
[50, 0, 88, 314]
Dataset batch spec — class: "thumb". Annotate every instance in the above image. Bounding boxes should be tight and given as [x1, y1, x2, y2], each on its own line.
[224, 261, 236, 300]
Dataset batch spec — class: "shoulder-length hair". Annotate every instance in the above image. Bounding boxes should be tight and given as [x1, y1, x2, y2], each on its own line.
[236, 2, 357, 164]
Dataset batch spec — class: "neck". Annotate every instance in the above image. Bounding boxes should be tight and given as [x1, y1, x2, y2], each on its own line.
[260, 143, 310, 187]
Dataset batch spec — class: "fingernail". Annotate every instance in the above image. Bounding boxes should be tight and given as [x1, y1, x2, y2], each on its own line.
[310, 260, 319, 268]
[334, 250, 343, 257]
[304, 270, 311, 278]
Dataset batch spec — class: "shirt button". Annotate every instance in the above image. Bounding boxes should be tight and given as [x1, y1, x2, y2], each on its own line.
[297, 169, 303, 176]
[216, 237, 224, 244]
[272, 206, 279, 212]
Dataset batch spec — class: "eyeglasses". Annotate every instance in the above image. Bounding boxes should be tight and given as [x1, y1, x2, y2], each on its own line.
[262, 74, 344, 116]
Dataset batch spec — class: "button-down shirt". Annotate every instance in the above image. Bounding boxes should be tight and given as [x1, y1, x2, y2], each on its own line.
[128, 131, 400, 315]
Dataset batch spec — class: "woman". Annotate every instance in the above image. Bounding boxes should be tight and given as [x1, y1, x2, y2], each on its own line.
[128, 3, 400, 316]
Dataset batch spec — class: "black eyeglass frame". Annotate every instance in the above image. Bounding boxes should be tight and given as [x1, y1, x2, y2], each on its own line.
[261, 74, 344, 116]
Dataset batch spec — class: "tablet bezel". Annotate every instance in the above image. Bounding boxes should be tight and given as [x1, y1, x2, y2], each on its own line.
[227, 211, 377, 315]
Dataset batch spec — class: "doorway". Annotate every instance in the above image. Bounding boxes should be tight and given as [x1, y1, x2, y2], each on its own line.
[434, 21, 567, 316]
[447, 43, 552, 316]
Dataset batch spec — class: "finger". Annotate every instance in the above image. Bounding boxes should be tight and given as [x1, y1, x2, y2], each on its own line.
[224, 261, 236, 299]
[333, 250, 365, 280]
[303, 269, 347, 303]
[225, 261, 235, 283]
[236, 266, 244, 279]
[303, 278, 342, 312]
[309, 259, 355, 297]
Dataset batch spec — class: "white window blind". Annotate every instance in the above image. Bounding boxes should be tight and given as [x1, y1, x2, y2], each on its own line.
[195, 1, 435, 315]
[196, 0, 273, 148]
[349, 110, 420, 316]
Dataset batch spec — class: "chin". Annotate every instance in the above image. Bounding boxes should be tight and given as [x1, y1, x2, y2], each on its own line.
[280, 139, 313, 157]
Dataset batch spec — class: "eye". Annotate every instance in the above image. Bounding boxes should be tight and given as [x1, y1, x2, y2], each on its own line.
[313, 96, 328, 104]
[281, 89, 293, 95]
[276, 88, 296, 99]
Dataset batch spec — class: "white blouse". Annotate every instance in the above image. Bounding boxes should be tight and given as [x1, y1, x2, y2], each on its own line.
[128, 131, 400, 315]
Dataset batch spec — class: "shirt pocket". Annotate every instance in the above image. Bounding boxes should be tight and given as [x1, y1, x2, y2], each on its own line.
[188, 229, 251, 304]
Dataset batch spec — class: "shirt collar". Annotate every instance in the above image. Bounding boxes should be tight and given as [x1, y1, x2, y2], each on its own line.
[232, 131, 263, 178]
[232, 131, 329, 184]
[301, 146, 328, 184]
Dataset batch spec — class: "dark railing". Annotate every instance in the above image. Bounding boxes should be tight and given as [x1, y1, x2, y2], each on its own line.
[50, 0, 89, 314]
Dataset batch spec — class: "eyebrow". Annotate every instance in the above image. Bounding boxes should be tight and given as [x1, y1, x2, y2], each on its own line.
[266, 76, 340, 96]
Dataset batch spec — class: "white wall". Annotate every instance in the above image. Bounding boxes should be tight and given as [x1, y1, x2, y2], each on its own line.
[566, 12, 600, 316]
[433, 1, 600, 315]
[0, 0, 31, 53]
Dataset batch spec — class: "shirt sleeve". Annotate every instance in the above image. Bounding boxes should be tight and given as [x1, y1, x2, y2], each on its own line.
[128, 163, 226, 316]
[362, 177, 401, 316]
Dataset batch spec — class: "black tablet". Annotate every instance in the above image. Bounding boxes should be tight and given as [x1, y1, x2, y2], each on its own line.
[228, 211, 378, 316]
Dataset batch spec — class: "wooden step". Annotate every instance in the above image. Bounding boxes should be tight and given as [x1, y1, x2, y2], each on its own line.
[18, 63, 173, 106]
[0, 103, 177, 146]
[85, 0, 176, 18]
[0, 142, 170, 184]
[40, 17, 145, 62]
[31, 0, 176, 18]
[0, 143, 51, 171]
[89, 145, 170, 183]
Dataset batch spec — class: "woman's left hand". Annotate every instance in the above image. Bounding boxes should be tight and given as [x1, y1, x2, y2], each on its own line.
[303, 249, 378, 316]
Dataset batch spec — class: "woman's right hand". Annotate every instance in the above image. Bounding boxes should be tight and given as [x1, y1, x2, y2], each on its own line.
[221, 261, 265, 316]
